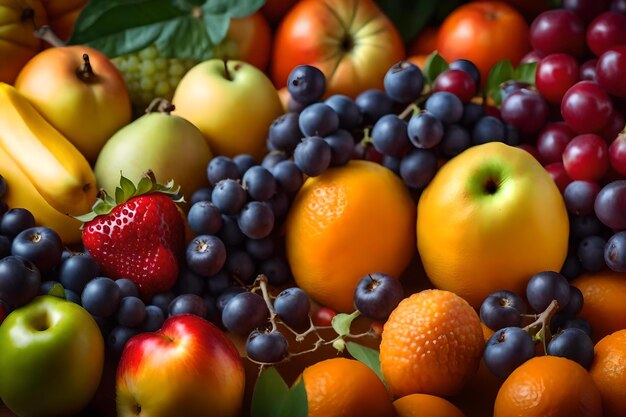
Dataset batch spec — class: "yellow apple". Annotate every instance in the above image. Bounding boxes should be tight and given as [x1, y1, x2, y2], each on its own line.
[15, 45, 132, 163]
[172, 59, 283, 160]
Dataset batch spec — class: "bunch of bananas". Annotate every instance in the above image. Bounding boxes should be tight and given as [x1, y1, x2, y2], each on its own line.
[0, 83, 97, 244]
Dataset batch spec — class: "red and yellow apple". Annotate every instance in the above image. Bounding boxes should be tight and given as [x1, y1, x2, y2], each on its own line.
[116, 314, 245, 417]
[40, 0, 86, 41]
[172, 59, 283, 160]
[0, 0, 47, 84]
[15, 45, 132, 163]
[271, 0, 405, 98]
[214, 12, 272, 72]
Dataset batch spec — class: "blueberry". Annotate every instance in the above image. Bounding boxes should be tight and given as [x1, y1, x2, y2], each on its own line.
[237, 202, 274, 240]
[81, 277, 122, 318]
[324, 95, 362, 130]
[287, 65, 326, 105]
[293, 136, 332, 177]
[173, 268, 205, 296]
[472, 116, 506, 145]
[246, 330, 289, 364]
[480, 290, 527, 331]
[107, 326, 139, 356]
[324, 129, 354, 166]
[39, 280, 60, 296]
[353, 273, 404, 321]
[259, 257, 292, 286]
[189, 187, 213, 205]
[242, 166, 277, 202]
[58, 253, 100, 293]
[187, 201, 223, 235]
[461, 102, 485, 127]
[211, 179, 246, 215]
[578, 235, 607, 272]
[216, 287, 246, 315]
[205, 270, 230, 296]
[226, 250, 256, 284]
[0, 235, 11, 259]
[371, 114, 411, 157]
[384, 61, 424, 104]
[245, 237, 275, 261]
[399, 148, 438, 189]
[547, 328, 594, 369]
[150, 292, 175, 315]
[271, 161, 303, 194]
[484, 327, 535, 379]
[274, 287, 311, 332]
[298, 103, 339, 137]
[186, 235, 227, 277]
[0, 208, 35, 239]
[268, 112, 303, 154]
[261, 151, 289, 171]
[425, 92, 463, 124]
[407, 111, 444, 149]
[221, 291, 269, 336]
[168, 294, 208, 318]
[116, 296, 147, 328]
[355, 89, 394, 124]
[207, 156, 239, 186]
[64, 289, 81, 304]
[0, 256, 40, 307]
[440, 124, 471, 158]
[219, 215, 246, 247]
[142, 305, 165, 332]
[115, 278, 139, 298]
[232, 154, 258, 177]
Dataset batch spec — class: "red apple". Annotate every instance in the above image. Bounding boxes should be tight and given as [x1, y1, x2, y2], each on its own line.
[116, 314, 245, 417]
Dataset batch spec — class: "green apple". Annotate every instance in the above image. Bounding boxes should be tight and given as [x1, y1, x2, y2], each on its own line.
[172, 59, 284, 160]
[0, 295, 104, 417]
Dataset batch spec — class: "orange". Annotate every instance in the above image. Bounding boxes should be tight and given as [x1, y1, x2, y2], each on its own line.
[494, 356, 602, 417]
[437, 1, 531, 82]
[379, 289, 484, 398]
[285, 160, 416, 312]
[589, 329, 626, 416]
[299, 357, 395, 417]
[417, 142, 569, 308]
[393, 393, 466, 417]
[571, 271, 626, 342]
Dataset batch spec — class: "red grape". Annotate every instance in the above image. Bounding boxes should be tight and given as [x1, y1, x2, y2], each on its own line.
[517, 144, 540, 161]
[596, 46, 626, 98]
[610, 0, 626, 13]
[609, 133, 626, 175]
[562, 133, 609, 181]
[599, 110, 626, 141]
[561, 81, 613, 133]
[586, 12, 626, 57]
[500, 89, 549, 134]
[579, 59, 598, 81]
[563, 0, 610, 22]
[521, 50, 545, 64]
[545, 162, 573, 193]
[536, 53, 580, 104]
[536, 122, 576, 165]
[433, 69, 477, 103]
[530, 10, 587, 58]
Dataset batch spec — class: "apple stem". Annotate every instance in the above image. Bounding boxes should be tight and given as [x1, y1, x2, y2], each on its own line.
[34, 25, 66, 47]
[223, 57, 232, 81]
[76, 54, 97, 82]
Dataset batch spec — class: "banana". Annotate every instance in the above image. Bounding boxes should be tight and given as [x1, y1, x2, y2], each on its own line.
[0, 145, 83, 244]
[0, 82, 97, 216]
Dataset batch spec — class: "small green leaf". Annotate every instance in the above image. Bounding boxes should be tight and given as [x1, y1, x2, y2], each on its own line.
[279, 378, 308, 417]
[423, 51, 449, 85]
[203, 13, 230, 45]
[486, 59, 515, 105]
[251, 367, 289, 417]
[346, 342, 387, 387]
[93, 200, 115, 216]
[514, 62, 538, 86]
[48, 283, 66, 299]
[135, 175, 154, 196]
[115, 187, 125, 205]
[331, 311, 359, 336]
[119, 175, 137, 202]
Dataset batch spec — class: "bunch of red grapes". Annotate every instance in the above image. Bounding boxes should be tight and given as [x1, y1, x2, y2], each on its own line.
[506, 1, 626, 279]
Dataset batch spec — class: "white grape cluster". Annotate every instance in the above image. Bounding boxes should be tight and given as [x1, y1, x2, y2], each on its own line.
[112, 45, 198, 113]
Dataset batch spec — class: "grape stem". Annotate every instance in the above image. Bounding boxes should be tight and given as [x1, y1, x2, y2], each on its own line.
[257, 274, 279, 332]
[522, 299, 559, 354]
[398, 103, 420, 120]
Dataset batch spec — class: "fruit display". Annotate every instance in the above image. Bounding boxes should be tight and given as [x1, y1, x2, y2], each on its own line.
[0, 0, 625, 416]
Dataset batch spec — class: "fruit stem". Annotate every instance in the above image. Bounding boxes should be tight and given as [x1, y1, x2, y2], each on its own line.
[399, 103, 420, 120]
[76, 54, 97, 83]
[522, 299, 559, 354]
[258, 275, 278, 332]
[34, 25, 66, 47]
[223, 58, 232, 81]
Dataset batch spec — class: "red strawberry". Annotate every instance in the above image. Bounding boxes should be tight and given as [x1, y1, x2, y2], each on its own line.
[77, 172, 185, 299]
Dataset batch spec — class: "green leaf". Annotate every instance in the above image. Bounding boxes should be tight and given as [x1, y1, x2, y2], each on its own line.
[423, 51, 449, 85]
[486, 59, 514, 106]
[346, 342, 387, 387]
[251, 367, 289, 417]
[278, 378, 308, 417]
[331, 311, 359, 336]
[47, 283, 66, 299]
[135, 175, 154, 196]
[374, 0, 438, 43]
[119, 175, 137, 202]
[68, 0, 265, 59]
[514, 62, 538, 86]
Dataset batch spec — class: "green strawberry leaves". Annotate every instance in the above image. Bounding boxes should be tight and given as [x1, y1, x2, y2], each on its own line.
[67, 0, 264, 59]
[74, 171, 183, 223]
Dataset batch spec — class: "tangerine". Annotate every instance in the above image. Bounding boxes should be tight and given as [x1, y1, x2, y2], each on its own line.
[299, 357, 395, 417]
[393, 393, 466, 417]
[572, 271, 626, 342]
[494, 356, 602, 417]
[285, 160, 416, 313]
[589, 329, 626, 416]
[379, 289, 484, 397]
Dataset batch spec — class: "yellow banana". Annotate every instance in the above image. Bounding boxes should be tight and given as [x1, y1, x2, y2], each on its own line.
[0, 145, 83, 244]
[0, 82, 97, 216]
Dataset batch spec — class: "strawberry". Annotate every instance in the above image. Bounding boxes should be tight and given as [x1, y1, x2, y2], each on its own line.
[77, 172, 185, 299]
